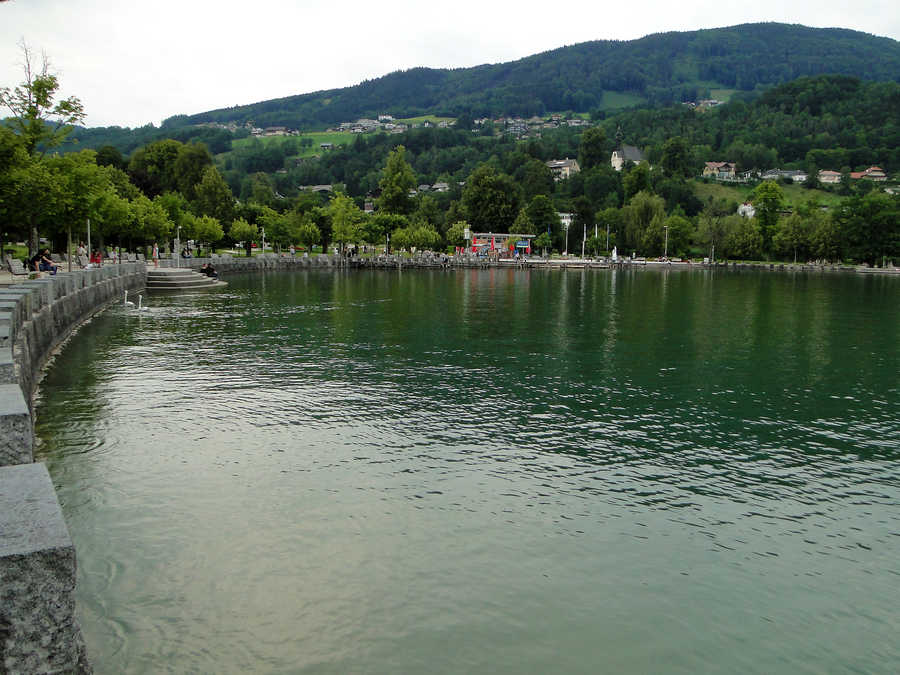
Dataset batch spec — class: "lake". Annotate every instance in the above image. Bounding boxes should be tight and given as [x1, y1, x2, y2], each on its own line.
[34, 267, 900, 673]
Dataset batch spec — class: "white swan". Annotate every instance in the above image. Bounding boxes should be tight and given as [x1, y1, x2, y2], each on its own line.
[135, 294, 150, 312]
[124, 289, 135, 307]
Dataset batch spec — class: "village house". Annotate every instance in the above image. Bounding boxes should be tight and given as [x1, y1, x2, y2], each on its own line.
[818, 170, 842, 184]
[703, 161, 736, 180]
[546, 158, 581, 181]
[850, 166, 887, 181]
[610, 145, 645, 172]
[737, 202, 756, 218]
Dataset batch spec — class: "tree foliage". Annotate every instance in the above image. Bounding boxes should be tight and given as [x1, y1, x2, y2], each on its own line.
[0, 41, 85, 156]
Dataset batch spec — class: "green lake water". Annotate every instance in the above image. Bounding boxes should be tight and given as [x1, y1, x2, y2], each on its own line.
[34, 267, 899, 673]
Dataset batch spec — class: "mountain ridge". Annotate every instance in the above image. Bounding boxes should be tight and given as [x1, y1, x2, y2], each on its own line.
[163, 23, 900, 130]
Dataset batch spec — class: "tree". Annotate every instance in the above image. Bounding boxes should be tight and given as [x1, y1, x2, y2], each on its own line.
[533, 232, 552, 257]
[723, 215, 762, 260]
[751, 180, 784, 258]
[595, 207, 623, 254]
[623, 163, 651, 202]
[0, 41, 85, 156]
[128, 139, 183, 197]
[376, 145, 416, 214]
[622, 191, 665, 253]
[571, 196, 594, 229]
[257, 206, 288, 251]
[193, 166, 235, 226]
[155, 191, 192, 237]
[836, 191, 900, 265]
[297, 218, 321, 252]
[578, 127, 607, 171]
[445, 221, 469, 248]
[96, 145, 125, 170]
[697, 208, 728, 261]
[512, 208, 535, 235]
[774, 213, 811, 262]
[516, 158, 555, 202]
[660, 136, 693, 178]
[810, 212, 841, 261]
[229, 218, 258, 257]
[661, 213, 693, 258]
[190, 214, 225, 254]
[46, 150, 122, 253]
[4, 158, 64, 253]
[173, 142, 213, 201]
[328, 193, 364, 250]
[583, 166, 621, 210]
[526, 195, 561, 239]
[126, 195, 171, 248]
[413, 195, 442, 229]
[461, 164, 521, 233]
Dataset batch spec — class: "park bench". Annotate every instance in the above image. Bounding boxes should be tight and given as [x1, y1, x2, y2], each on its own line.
[6, 257, 29, 277]
[137, 253, 145, 261]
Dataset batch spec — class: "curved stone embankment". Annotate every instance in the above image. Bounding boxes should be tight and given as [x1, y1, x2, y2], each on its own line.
[1, 262, 145, 675]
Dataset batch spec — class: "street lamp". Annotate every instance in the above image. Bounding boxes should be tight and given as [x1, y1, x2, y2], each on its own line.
[663, 225, 669, 259]
[175, 225, 181, 268]
[564, 221, 570, 256]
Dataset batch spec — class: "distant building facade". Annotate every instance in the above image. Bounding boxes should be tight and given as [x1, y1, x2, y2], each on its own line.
[611, 145, 645, 171]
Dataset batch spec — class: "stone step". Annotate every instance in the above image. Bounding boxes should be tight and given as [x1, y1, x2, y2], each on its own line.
[146, 268, 226, 292]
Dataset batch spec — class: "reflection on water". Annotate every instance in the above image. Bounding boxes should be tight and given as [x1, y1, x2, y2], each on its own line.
[35, 268, 900, 674]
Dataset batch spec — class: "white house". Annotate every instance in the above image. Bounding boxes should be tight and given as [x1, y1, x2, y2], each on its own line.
[611, 145, 645, 171]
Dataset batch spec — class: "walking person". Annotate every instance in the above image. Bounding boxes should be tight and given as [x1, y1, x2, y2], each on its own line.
[152, 242, 159, 268]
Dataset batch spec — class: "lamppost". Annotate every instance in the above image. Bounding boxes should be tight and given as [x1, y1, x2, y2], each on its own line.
[663, 225, 669, 260]
[174, 225, 181, 269]
[564, 221, 570, 256]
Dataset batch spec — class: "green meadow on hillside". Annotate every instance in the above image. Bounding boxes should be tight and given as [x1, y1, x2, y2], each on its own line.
[692, 180, 844, 209]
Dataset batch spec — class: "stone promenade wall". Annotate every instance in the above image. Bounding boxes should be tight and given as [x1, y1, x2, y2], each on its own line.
[1, 262, 145, 674]
[161, 251, 345, 273]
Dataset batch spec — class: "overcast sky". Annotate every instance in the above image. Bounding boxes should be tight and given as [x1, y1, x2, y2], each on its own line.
[1, 0, 897, 128]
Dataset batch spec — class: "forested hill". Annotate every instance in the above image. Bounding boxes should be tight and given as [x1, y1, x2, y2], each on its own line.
[167, 23, 900, 129]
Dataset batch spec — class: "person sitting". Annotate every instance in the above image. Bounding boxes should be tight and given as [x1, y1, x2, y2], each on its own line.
[34, 249, 59, 275]
[29, 251, 43, 273]
[200, 262, 217, 278]
[181, 247, 192, 259]
[89, 250, 103, 267]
